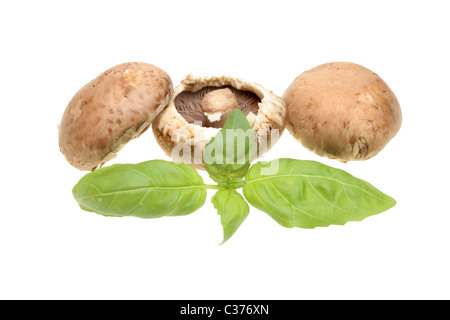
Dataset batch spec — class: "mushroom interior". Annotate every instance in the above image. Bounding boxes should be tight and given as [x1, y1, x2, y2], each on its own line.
[174, 85, 260, 127]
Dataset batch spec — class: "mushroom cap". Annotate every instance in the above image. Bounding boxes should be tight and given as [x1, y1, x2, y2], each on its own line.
[152, 74, 286, 169]
[59, 62, 173, 171]
[283, 62, 402, 162]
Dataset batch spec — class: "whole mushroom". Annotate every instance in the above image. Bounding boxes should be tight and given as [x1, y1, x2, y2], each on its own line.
[283, 62, 402, 162]
[152, 74, 286, 169]
[59, 62, 173, 171]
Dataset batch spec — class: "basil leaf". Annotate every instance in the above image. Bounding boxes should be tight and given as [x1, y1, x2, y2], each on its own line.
[212, 188, 250, 244]
[72, 160, 207, 218]
[217, 177, 246, 189]
[204, 109, 257, 182]
[243, 158, 396, 228]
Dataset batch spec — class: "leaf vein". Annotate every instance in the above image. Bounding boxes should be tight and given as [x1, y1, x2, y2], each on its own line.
[75, 185, 206, 201]
[126, 190, 150, 216]
[305, 177, 346, 212]
[270, 181, 328, 224]
[248, 174, 390, 203]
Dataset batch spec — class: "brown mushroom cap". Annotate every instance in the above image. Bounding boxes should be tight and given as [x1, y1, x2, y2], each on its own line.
[283, 62, 402, 162]
[152, 74, 286, 169]
[59, 62, 173, 171]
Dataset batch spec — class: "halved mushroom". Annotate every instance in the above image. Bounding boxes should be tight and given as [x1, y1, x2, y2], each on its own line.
[152, 74, 286, 169]
[59, 62, 173, 171]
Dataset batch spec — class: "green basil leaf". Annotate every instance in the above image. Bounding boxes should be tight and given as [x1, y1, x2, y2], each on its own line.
[212, 188, 250, 244]
[243, 158, 396, 228]
[217, 177, 247, 190]
[72, 160, 207, 218]
[203, 109, 257, 182]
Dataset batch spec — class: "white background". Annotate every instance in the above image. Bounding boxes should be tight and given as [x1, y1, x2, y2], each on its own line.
[1, 0, 449, 300]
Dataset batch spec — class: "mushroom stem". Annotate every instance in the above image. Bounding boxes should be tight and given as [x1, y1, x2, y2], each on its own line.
[201, 87, 237, 128]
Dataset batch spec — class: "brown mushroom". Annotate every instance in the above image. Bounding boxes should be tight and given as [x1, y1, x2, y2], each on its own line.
[152, 74, 286, 169]
[283, 62, 402, 162]
[59, 62, 173, 171]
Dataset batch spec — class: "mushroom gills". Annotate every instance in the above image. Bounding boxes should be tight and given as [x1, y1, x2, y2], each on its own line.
[174, 85, 260, 128]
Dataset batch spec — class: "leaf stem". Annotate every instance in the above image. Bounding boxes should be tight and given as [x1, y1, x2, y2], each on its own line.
[204, 184, 220, 190]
